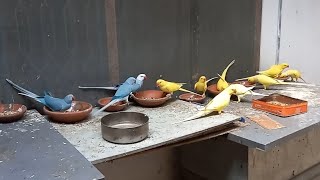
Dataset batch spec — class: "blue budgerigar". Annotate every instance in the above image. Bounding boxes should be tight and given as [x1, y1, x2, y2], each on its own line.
[6, 79, 75, 112]
[93, 74, 147, 116]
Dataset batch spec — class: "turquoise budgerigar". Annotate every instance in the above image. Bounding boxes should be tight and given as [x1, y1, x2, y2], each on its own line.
[6, 79, 74, 112]
[93, 74, 147, 116]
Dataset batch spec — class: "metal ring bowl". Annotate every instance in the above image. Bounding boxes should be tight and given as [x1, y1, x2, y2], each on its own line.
[101, 112, 149, 144]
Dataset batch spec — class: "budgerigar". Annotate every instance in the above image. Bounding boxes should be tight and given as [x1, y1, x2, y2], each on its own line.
[156, 79, 201, 96]
[247, 74, 313, 90]
[279, 69, 306, 82]
[194, 76, 217, 95]
[257, 63, 289, 78]
[93, 74, 147, 116]
[217, 59, 235, 91]
[6, 79, 74, 112]
[176, 87, 237, 123]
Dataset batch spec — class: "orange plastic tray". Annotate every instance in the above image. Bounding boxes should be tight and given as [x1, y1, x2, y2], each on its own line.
[252, 93, 308, 117]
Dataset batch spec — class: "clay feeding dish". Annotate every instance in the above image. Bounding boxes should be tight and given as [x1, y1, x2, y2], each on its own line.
[43, 101, 92, 123]
[207, 84, 223, 96]
[132, 90, 170, 107]
[179, 93, 205, 103]
[98, 97, 128, 112]
[0, 104, 27, 123]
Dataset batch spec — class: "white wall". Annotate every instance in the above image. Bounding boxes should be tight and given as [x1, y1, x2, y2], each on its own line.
[260, 0, 320, 84]
[259, 0, 280, 70]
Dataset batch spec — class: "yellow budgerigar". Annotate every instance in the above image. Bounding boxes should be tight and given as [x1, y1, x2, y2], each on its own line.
[217, 59, 235, 91]
[257, 63, 289, 78]
[176, 87, 237, 123]
[156, 79, 201, 96]
[247, 74, 313, 90]
[194, 76, 217, 95]
[279, 69, 306, 82]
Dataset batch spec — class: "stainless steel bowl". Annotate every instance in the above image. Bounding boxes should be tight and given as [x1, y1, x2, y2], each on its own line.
[101, 112, 149, 144]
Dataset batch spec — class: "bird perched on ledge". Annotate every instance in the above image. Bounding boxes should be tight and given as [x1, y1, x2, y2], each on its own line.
[256, 63, 289, 78]
[279, 69, 306, 82]
[194, 76, 217, 95]
[175, 86, 237, 123]
[93, 74, 147, 116]
[156, 79, 201, 96]
[6, 79, 74, 112]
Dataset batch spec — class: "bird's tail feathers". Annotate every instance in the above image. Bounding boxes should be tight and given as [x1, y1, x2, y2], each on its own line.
[235, 77, 251, 81]
[179, 88, 202, 96]
[6, 79, 39, 97]
[175, 83, 187, 86]
[251, 91, 268, 96]
[299, 77, 307, 83]
[18, 93, 43, 103]
[206, 77, 218, 84]
[173, 108, 215, 124]
[78, 86, 118, 90]
[217, 74, 227, 83]
[93, 98, 123, 116]
[220, 59, 235, 79]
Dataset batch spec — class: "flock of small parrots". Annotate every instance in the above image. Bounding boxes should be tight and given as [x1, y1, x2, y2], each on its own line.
[5, 60, 310, 122]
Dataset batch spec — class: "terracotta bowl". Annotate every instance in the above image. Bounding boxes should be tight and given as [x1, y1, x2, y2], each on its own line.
[0, 104, 27, 123]
[97, 97, 127, 112]
[207, 84, 221, 96]
[132, 90, 170, 107]
[43, 101, 92, 123]
[179, 93, 205, 103]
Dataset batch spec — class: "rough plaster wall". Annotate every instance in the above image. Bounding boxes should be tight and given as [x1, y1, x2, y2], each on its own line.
[260, 0, 320, 85]
[259, 0, 279, 70]
[278, 0, 320, 85]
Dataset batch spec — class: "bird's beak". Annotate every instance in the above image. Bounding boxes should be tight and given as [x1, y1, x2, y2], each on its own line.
[144, 76, 147, 80]
[72, 96, 76, 101]
[156, 83, 159, 87]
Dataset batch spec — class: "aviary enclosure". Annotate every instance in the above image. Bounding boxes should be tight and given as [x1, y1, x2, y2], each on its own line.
[0, 0, 261, 107]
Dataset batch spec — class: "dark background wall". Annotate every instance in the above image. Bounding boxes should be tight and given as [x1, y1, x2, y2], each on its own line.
[0, 0, 261, 108]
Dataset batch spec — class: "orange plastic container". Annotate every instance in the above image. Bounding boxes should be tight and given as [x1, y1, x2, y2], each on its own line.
[252, 93, 308, 117]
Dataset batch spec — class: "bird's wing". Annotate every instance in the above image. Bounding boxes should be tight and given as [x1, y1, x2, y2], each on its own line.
[44, 95, 68, 111]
